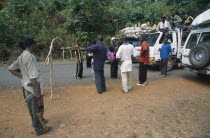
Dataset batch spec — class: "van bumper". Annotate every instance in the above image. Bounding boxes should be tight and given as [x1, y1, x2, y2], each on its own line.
[182, 64, 210, 76]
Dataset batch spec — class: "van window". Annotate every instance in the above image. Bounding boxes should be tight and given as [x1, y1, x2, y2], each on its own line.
[147, 33, 160, 46]
[186, 33, 200, 49]
[199, 32, 210, 45]
[181, 32, 190, 46]
[159, 33, 173, 44]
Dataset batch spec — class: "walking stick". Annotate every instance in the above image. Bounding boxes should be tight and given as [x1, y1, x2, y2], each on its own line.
[44, 37, 64, 100]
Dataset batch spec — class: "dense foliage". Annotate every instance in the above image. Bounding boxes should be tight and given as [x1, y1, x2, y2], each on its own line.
[0, 0, 209, 60]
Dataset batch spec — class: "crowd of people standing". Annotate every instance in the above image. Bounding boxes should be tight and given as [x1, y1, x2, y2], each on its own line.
[7, 10, 191, 136]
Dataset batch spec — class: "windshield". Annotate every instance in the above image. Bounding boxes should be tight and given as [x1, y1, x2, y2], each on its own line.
[115, 39, 140, 47]
[186, 33, 200, 49]
[127, 40, 139, 47]
[147, 33, 160, 46]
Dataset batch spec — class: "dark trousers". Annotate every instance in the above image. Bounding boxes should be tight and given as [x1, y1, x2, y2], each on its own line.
[139, 62, 147, 84]
[23, 89, 44, 132]
[94, 70, 106, 93]
[76, 62, 83, 79]
[110, 60, 118, 78]
[86, 56, 92, 68]
[161, 59, 168, 75]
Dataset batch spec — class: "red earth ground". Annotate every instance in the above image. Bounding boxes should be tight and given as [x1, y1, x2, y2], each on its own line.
[0, 77, 210, 138]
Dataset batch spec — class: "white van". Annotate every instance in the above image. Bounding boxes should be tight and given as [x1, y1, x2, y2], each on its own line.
[181, 28, 210, 77]
[181, 9, 210, 77]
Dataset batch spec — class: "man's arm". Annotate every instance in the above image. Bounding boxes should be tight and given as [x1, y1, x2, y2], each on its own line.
[30, 78, 41, 98]
[116, 46, 123, 64]
[8, 60, 22, 78]
[9, 70, 22, 78]
[168, 22, 173, 31]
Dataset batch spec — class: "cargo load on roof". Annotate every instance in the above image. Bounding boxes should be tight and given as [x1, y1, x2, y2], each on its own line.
[120, 23, 153, 38]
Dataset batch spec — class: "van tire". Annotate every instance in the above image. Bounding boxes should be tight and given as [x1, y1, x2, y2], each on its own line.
[167, 59, 174, 71]
[189, 44, 210, 68]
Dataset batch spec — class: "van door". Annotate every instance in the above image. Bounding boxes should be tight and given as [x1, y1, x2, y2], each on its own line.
[170, 32, 177, 55]
[182, 33, 200, 65]
[154, 32, 176, 61]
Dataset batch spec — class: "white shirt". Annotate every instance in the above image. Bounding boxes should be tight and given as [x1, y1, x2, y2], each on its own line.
[8, 50, 43, 94]
[156, 20, 172, 31]
[116, 43, 136, 72]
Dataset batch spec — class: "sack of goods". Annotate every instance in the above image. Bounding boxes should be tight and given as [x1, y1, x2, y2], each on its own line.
[120, 23, 153, 38]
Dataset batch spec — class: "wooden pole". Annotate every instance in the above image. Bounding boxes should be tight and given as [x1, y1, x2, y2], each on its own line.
[44, 37, 64, 100]
[62, 49, 65, 60]
[50, 56, 53, 100]
[70, 50, 73, 60]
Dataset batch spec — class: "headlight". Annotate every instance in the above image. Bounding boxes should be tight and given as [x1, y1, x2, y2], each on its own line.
[150, 57, 155, 61]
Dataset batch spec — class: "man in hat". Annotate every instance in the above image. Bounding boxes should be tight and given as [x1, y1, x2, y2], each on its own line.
[109, 37, 118, 78]
[137, 34, 150, 86]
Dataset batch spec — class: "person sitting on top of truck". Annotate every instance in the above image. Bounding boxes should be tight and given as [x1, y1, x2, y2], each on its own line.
[171, 11, 182, 27]
[151, 20, 158, 32]
[156, 16, 173, 33]
[169, 17, 175, 30]
[179, 14, 194, 31]
[183, 14, 194, 26]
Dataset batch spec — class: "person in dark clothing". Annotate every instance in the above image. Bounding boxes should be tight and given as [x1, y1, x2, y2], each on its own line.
[137, 34, 150, 86]
[109, 37, 118, 78]
[85, 40, 92, 68]
[160, 38, 172, 77]
[74, 36, 107, 94]
[90, 39, 97, 81]
[169, 17, 175, 30]
[88, 35, 107, 94]
[75, 39, 83, 79]
[183, 14, 194, 26]
[8, 38, 51, 136]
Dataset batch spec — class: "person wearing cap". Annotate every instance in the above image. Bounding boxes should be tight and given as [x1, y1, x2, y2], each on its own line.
[156, 16, 173, 33]
[109, 37, 118, 78]
[160, 38, 172, 77]
[137, 34, 150, 86]
[116, 36, 136, 93]
[72, 36, 107, 94]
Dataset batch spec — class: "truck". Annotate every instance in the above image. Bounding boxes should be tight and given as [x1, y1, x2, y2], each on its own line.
[181, 9, 210, 78]
[134, 29, 189, 71]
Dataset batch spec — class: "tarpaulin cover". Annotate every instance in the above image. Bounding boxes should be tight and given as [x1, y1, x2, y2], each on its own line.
[191, 9, 210, 27]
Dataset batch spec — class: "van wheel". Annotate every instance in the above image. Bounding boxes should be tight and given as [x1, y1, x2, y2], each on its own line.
[167, 59, 174, 71]
[189, 44, 210, 68]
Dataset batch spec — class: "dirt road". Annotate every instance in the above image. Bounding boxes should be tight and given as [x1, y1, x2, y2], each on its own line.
[0, 64, 209, 138]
